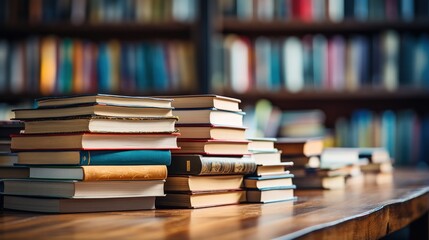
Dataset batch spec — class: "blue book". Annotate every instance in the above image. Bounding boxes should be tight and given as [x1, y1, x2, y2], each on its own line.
[135, 43, 150, 90]
[152, 44, 168, 91]
[98, 43, 111, 92]
[381, 110, 396, 160]
[16, 150, 171, 166]
[270, 40, 282, 89]
[400, 0, 414, 21]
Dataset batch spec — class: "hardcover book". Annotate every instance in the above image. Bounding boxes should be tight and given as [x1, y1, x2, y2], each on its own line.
[156, 190, 245, 208]
[164, 175, 243, 192]
[11, 133, 179, 150]
[4, 196, 156, 213]
[17, 150, 172, 166]
[244, 175, 294, 189]
[13, 104, 174, 120]
[174, 139, 249, 155]
[23, 116, 178, 134]
[246, 186, 296, 203]
[173, 108, 244, 127]
[36, 94, 173, 108]
[168, 154, 256, 175]
[176, 124, 246, 140]
[29, 165, 168, 181]
[2, 179, 165, 198]
[156, 94, 242, 112]
[275, 137, 324, 157]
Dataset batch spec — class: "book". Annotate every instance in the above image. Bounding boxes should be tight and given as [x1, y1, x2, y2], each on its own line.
[156, 190, 245, 208]
[23, 116, 177, 134]
[2, 179, 165, 198]
[174, 139, 249, 155]
[3, 196, 156, 213]
[156, 95, 241, 112]
[17, 150, 172, 166]
[320, 148, 360, 169]
[173, 108, 244, 127]
[248, 137, 277, 151]
[360, 162, 393, 173]
[275, 137, 324, 157]
[0, 120, 24, 139]
[29, 165, 167, 181]
[252, 151, 282, 165]
[244, 175, 294, 189]
[0, 153, 17, 166]
[0, 166, 29, 178]
[164, 175, 243, 192]
[168, 155, 256, 175]
[36, 94, 172, 108]
[293, 175, 345, 189]
[283, 155, 320, 168]
[11, 133, 179, 151]
[357, 148, 391, 163]
[254, 163, 292, 176]
[246, 187, 296, 203]
[13, 104, 173, 120]
[176, 124, 246, 140]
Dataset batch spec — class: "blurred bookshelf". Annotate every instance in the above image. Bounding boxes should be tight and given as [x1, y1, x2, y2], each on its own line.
[214, 0, 429, 166]
[1, 0, 429, 164]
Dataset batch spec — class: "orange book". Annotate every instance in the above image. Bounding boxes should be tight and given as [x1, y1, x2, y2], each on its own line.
[40, 37, 58, 95]
[73, 40, 84, 93]
[29, 165, 168, 181]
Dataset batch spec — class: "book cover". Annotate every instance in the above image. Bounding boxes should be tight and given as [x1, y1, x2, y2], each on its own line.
[168, 154, 256, 175]
[17, 149, 171, 166]
[29, 165, 168, 181]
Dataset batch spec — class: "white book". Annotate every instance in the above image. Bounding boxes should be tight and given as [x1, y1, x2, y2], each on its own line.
[284, 37, 304, 92]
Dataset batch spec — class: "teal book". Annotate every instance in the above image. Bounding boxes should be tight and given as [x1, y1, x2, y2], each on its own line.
[17, 150, 171, 166]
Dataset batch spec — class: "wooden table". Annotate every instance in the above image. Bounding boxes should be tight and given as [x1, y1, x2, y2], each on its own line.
[1, 168, 429, 239]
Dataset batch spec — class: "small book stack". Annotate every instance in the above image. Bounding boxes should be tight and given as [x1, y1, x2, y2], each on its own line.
[358, 148, 393, 185]
[3, 94, 179, 213]
[155, 95, 256, 208]
[275, 138, 349, 190]
[0, 120, 28, 179]
[245, 138, 296, 203]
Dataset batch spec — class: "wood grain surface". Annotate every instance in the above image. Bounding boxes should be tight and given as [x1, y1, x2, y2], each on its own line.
[1, 168, 428, 240]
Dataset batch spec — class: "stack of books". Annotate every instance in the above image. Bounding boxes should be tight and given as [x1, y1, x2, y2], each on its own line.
[0, 120, 28, 179]
[245, 138, 296, 203]
[358, 148, 393, 185]
[156, 95, 256, 208]
[275, 137, 349, 190]
[3, 94, 179, 213]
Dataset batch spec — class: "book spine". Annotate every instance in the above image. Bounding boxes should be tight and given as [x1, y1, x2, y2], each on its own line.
[82, 165, 167, 181]
[168, 156, 256, 175]
[80, 150, 171, 166]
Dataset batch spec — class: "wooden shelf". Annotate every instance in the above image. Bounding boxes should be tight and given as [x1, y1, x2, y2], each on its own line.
[0, 22, 194, 40]
[219, 19, 429, 36]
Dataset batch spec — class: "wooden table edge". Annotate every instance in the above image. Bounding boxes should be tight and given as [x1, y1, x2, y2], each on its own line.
[281, 187, 429, 239]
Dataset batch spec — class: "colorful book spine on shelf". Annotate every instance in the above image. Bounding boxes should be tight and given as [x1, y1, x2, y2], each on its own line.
[335, 109, 428, 166]
[0, 0, 195, 24]
[0, 38, 196, 95]
[219, 0, 426, 21]
[216, 32, 429, 92]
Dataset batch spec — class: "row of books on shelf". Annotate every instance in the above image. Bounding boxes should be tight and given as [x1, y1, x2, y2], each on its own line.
[0, 0, 195, 24]
[243, 98, 428, 166]
[0, 38, 196, 95]
[212, 32, 429, 92]
[335, 109, 429, 166]
[0, 93, 395, 213]
[220, 0, 429, 22]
